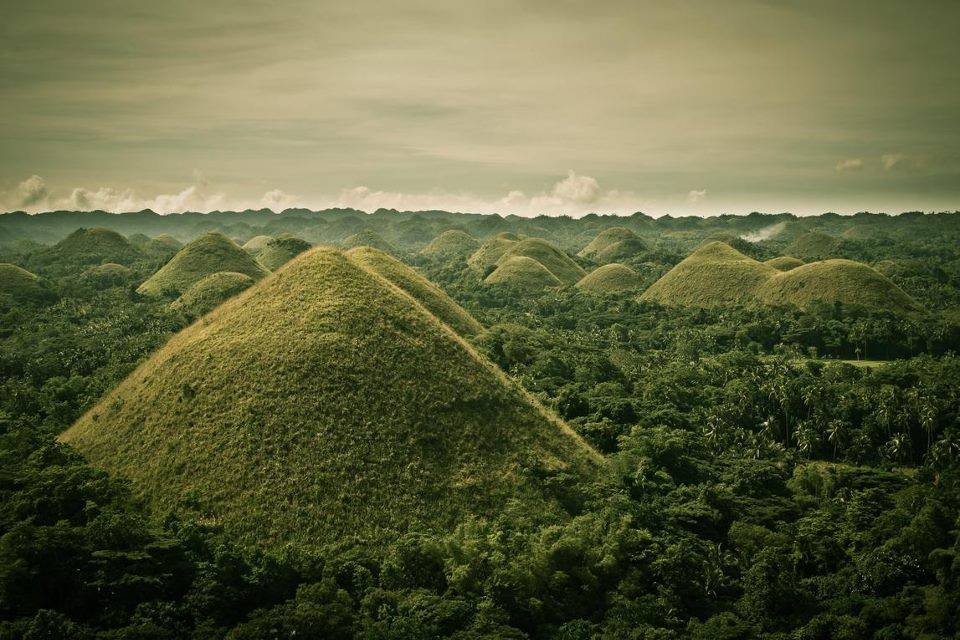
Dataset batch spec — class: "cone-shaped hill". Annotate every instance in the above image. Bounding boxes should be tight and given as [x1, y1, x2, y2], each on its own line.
[764, 256, 804, 271]
[786, 231, 841, 261]
[640, 241, 777, 307]
[36, 227, 143, 267]
[256, 236, 312, 271]
[757, 259, 919, 313]
[467, 235, 518, 273]
[242, 235, 274, 252]
[484, 256, 563, 292]
[137, 232, 269, 297]
[576, 263, 642, 294]
[346, 247, 482, 337]
[421, 230, 480, 258]
[497, 238, 586, 285]
[0, 263, 55, 306]
[169, 271, 255, 318]
[579, 227, 648, 263]
[61, 247, 599, 548]
[344, 229, 397, 254]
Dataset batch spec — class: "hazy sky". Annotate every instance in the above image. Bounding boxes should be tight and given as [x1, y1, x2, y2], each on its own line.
[2, 0, 958, 216]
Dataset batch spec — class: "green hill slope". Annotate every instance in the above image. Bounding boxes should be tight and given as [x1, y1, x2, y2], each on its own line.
[578, 227, 647, 263]
[420, 230, 480, 258]
[61, 247, 599, 548]
[242, 235, 274, 252]
[0, 263, 55, 305]
[496, 238, 586, 285]
[256, 237, 312, 271]
[346, 246, 482, 337]
[344, 229, 397, 254]
[137, 232, 268, 297]
[765, 256, 805, 271]
[170, 271, 255, 318]
[36, 227, 143, 267]
[640, 241, 777, 307]
[786, 231, 841, 260]
[576, 263, 642, 293]
[484, 256, 563, 291]
[467, 236, 518, 273]
[758, 259, 920, 313]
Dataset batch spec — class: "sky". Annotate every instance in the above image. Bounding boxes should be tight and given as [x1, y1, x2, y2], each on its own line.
[1, 0, 958, 217]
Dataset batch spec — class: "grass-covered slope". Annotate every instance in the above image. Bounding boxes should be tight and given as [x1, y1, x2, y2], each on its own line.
[37, 227, 143, 266]
[484, 256, 563, 291]
[640, 241, 777, 307]
[420, 230, 480, 258]
[137, 232, 268, 297]
[786, 231, 841, 260]
[346, 246, 482, 337]
[467, 236, 518, 273]
[61, 247, 599, 548]
[0, 263, 54, 305]
[758, 259, 920, 313]
[344, 229, 397, 254]
[242, 235, 274, 252]
[496, 238, 586, 285]
[765, 256, 805, 271]
[578, 227, 647, 263]
[593, 237, 649, 264]
[169, 271, 255, 318]
[576, 263, 642, 293]
[256, 237, 312, 271]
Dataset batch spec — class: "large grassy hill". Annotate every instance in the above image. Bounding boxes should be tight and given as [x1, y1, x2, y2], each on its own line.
[169, 271, 255, 318]
[786, 231, 842, 260]
[758, 259, 920, 313]
[256, 236, 312, 271]
[579, 227, 649, 264]
[242, 235, 274, 252]
[33, 227, 143, 268]
[484, 256, 563, 291]
[420, 229, 480, 258]
[344, 229, 397, 254]
[576, 263, 642, 293]
[640, 241, 777, 307]
[467, 235, 519, 273]
[346, 246, 483, 337]
[61, 247, 599, 548]
[496, 238, 586, 285]
[137, 232, 269, 297]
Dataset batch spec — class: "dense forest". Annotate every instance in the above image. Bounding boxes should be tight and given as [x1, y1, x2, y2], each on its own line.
[2, 208, 960, 639]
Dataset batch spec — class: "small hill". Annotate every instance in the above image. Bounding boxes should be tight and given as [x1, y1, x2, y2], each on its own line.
[594, 237, 649, 264]
[347, 247, 482, 337]
[82, 263, 133, 288]
[758, 259, 919, 313]
[128, 233, 152, 249]
[640, 241, 777, 307]
[578, 227, 639, 257]
[467, 236, 518, 274]
[0, 263, 55, 306]
[764, 256, 804, 271]
[143, 234, 183, 259]
[344, 229, 396, 254]
[786, 231, 841, 261]
[256, 237, 312, 271]
[61, 247, 599, 548]
[242, 235, 274, 253]
[575, 264, 642, 294]
[420, 230, 480, 258]
[484, 256, 563, 292]
[496, 239, 586, 285]
[169, 271, 255, 318]
[496, 232, 520, 241]
[38, 227, 143, 266]
[137, 232, 268, 297]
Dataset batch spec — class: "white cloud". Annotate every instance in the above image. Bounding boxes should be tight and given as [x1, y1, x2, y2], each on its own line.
[550, 170, 600, 204]
[687, 189, 707, 204]
[261, 189, 297, 211]
[16, 175, 49, 208]
[835, 158, 863, 172]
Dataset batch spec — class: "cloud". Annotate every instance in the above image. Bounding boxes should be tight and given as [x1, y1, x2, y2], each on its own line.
[16, 175, 49, 208]
[261, 189, 297, 210]
[687, 189, 707, 204]
[881, 153, 907, 170]
[835, 158, 863, 172]
[550, 170, 600, 204]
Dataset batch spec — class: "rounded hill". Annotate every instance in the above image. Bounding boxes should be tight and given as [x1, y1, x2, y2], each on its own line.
[61, 247, 599, 548]
[421, 230, 480, 258]
[256, 236, 312, 271]
[576, 264, 642, 294]
[579, 227, 647, 263]
[242, 235, 274, 252]
[496, 238, 586, 285]
[640, 241, 777, 307]
[484, 256, 563, 291]
[764, 256, 804, 271]
[0, 263, 55, 306]
[758, 259, 919, 313]
[38, 227, 143, 266]
[169, 271, 255, 318]
[467, 236, 518, 274]
[137, 232, 268, 297]
[344, 229, 396, 254]
[786, 231, 841, 260]
[346, 246, 482, 337]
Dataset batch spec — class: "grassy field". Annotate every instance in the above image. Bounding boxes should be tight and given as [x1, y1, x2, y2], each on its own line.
[137, 232, 269, 296]
[61, 247, 600, 549]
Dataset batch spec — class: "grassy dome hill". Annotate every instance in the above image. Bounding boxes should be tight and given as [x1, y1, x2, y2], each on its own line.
[347, 247, 482, 337]
[484, 256, 563, 292]
[344, 229, 397, 255]
[137, 232, 269, 297]
[128, 233, 152, 249]
[496, 231, 520, 241]
[640, 241, 777, 307]
[38, 227, 143, 266]
[578, 227, 638, 258]
[764, 256, 805, 271]
[143, 234, 183, 259]
[169, 271, 255, 318]
[786, 231, 841, 260]
[82, 263, 133, 288]
[420, 229, 480, 258]
[0, 263, 55, 305]
[61, 247, 599, 548]
[496, 238, 586, 285]
[242, 235, 274, 252]
[256, 237, 312, 271]
[593, 237, 649, 264]
[467, 236, 518, 273]
[757, 259, 920, 313]
[575, 263, 642, 294]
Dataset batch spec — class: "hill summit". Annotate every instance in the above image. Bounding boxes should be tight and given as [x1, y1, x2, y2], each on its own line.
[61, 247, 598, 548]
[420, 229, 480, 258]
[0, 263, 55, 306]
[576, 263, 642, 293]
[34, 227, 143, 268]
[579, 227, 648, 263]
[137, 232, 268, 296]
